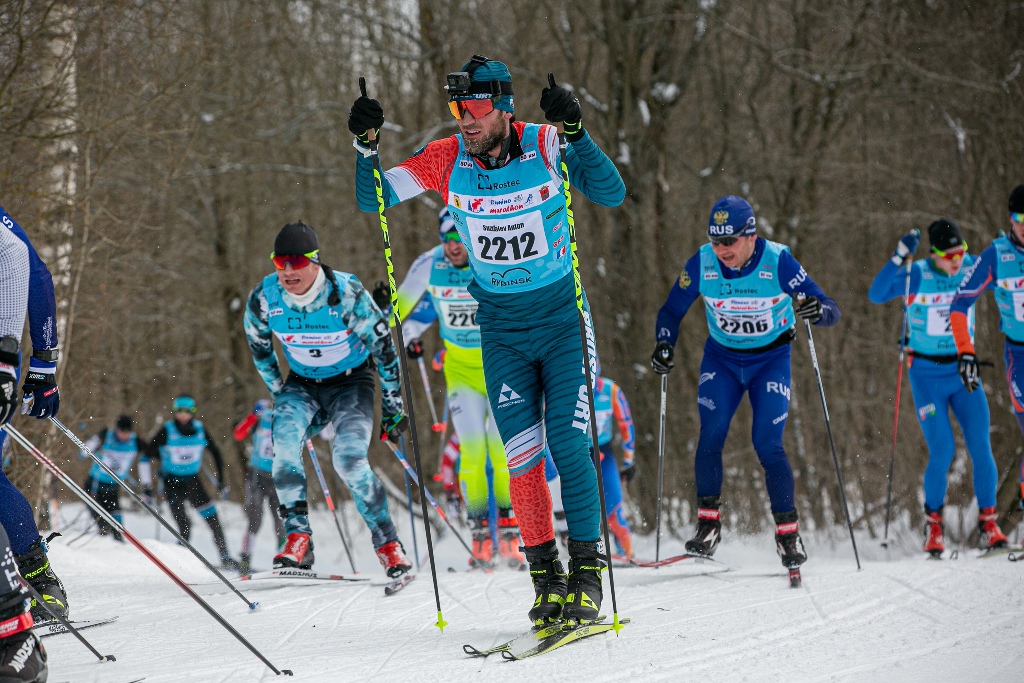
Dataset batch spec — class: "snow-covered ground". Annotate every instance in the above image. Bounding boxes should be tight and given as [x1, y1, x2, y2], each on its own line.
[42, 501, 1024, 682]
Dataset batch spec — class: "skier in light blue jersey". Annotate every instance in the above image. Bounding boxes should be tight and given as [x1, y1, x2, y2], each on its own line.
[349, 55, 625, 623]
[243, 222, 412, 578]
[868, 219, 1005, 555]
[651, 196, 840, 571]
[78, 414, 142, 542]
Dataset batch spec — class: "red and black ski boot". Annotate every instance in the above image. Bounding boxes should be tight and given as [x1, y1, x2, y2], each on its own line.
[497, 510, 527, 570]
[274, 532, 314, 569]
[376, 541, 412, 578]
[774, 510, 807, 567]
[685, 496, 722, 557]
[978, 506, 1008, 550]
[468, 517, 495, 570]
[924, 507, 944, 558]
[562, 540, 606, 623]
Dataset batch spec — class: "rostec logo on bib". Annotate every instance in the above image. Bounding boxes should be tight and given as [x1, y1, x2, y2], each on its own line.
[467, 211, 548, 265]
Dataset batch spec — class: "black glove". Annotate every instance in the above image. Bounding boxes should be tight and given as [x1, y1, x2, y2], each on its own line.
[794, 296, 823, 324]
[21, 370, 59, 418]
[371, 281, 391, 311]
[651, 341, 674, 375]
[406, 338, 423, 359]
[620, 461, 637, 485]
[0, 368, 17, 426]
[380, 412, 409, 443]
[540, 83, 583, 141]
[958, 353, 980, 393]
[348, 95, 384, 143]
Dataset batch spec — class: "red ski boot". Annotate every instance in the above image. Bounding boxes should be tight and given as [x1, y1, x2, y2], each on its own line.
[376, 541, 412, 578]
[274, 532, 314, 569]
[468, 518, 494, 570]
[978, 506, 1008, 550]
[497, 511, 527, 570]
[924, 509, 944, 558]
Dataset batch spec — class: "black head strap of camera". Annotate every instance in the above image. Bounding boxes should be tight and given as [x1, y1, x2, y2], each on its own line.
[455, 55, 513, 97]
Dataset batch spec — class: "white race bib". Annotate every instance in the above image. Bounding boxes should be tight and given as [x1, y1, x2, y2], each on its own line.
[165, 446, 202, 466]
[926, 306, 952, 335]
[712, 310, 774, 337]
[103, 451, 136, 478]
[466, 211, 548, 265]
[1013, 292, 1024, 322]
[277, 332, 353, 368]
[437, 299, 479, 329]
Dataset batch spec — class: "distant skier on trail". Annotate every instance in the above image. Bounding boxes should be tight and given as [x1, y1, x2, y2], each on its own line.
[349, 55, 625, 623]
[651, 196, 840, 571]
[232, 398, 284, 574]
[243, 221, 412, 577]
[140, 395, 240, 570]
[0, 205, 70, 624]
[950, 183, 1024, 531]
[394, 208, 525, 570]
[869, 220, 1006, 555]
[78, 414, 143, 542]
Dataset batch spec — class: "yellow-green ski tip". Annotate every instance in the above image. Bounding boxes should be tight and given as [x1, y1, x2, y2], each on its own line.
[612, 614, 627, 635]
[435, 611, 449, 633]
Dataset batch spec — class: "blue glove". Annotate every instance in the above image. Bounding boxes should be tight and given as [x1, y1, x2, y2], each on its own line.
[21, 360, 59, 418]
[893, 229, 920, 265]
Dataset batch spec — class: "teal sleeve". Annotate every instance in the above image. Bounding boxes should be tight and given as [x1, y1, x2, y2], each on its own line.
[355, 154, 402, 213]
[243, 283, 285, 396]
[565, 131, 626, 207]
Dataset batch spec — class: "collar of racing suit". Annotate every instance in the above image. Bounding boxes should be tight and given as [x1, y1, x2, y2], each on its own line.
[286, 266, 326, 308]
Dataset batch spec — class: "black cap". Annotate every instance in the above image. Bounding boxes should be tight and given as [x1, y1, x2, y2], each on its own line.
[928, 219, 964, 251]
[1010, 184, 1024, 214]
[115, 415, 133, 432]
[274, 222, 320, 257]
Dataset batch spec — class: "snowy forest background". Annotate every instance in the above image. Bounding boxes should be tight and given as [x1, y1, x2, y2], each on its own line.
[3, 0, 1024, 546]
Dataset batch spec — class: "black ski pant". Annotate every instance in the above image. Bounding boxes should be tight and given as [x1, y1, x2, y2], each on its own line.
[163, 475, 230, 557]
[242, 468, 283, 556]
[83, 476, 122, 540]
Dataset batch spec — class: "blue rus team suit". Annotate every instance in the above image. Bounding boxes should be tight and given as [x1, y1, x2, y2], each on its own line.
[869, 256, 997, 510]
[354, 121, 624, 546]
[949, 233, 1024, 500]
[244, 268, 403, 549]
[0, 205, 59, 556]
[656, 238, 840, 513]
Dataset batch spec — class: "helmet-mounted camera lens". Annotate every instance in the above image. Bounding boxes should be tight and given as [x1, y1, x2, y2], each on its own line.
[445, 72, 472, 97]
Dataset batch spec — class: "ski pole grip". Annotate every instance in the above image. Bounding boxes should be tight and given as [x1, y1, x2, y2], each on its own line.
[546, 73, 565, 135]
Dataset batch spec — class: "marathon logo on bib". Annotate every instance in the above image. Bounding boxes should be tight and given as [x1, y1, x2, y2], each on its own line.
[454, 183, 560, 216]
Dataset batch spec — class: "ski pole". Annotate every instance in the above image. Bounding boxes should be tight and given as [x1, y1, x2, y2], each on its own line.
[2, 425, 292, 676]
[360, 75, 446, 633]
[797, 297, 862, 570]
[416, 357, 443, 431]
[400, 434, 422, 571]
[882, 236, 917, 549]
[17, 576, 114, 662]
[304, 439, 357, 574]
[383, 440, 475, 559]
[549, 73, 623, 632]
[48, 416, 258, 610]
[655, 372, 669, 562]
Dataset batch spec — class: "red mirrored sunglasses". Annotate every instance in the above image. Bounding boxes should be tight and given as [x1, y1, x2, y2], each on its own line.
[448, 97, 497, 120]
[271, 250, 318, 270]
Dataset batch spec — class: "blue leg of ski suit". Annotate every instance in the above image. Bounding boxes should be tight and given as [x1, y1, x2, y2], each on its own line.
[1004, 342, 1024, 495]
[694, 340, 795, 512]
[908, 357, 998, 510]
[0, 465, 39, 555]
[272, 367, 398, 549]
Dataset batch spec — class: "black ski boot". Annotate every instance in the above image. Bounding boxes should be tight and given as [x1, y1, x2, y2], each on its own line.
[562, 540, 606, 624]
[524, 540, 567, 625]
[238, 553, 253, 576]
[14, 536, 68, 623]
[0, 590, 47, 683]
[685, 496, 722, 557]
[774, 510, 807, 568]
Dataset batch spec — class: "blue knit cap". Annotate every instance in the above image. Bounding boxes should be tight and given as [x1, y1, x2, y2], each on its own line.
[457, 58, 514, 113]
[707, 196, 756, 238]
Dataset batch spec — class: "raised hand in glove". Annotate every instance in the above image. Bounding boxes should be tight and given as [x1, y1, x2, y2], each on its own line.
[892, 229, 920, 265]
[540, 77, 583, 141]
[380, 412, 409, 443]
[348, 95, 384, 144]
[794, 296, 823, 323]
[406, 338, 423, 359]
[620, 461, 637, 485]
[21, 368, 60, 419]
[651, 341, 674, 375]
[958, 353, 980, 393]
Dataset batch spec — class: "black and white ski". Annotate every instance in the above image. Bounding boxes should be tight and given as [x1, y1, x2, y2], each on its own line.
[37, 616, 119, 638]
[463, 621, 566, 657]
[239, 568, 370, 583]
[383, 573, 415, 596]
[500, 617, 630, 660]
[979, 546, 1024, 560]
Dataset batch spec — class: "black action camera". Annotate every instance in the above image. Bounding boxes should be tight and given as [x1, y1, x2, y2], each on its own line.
[445, 71, 472, 97]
